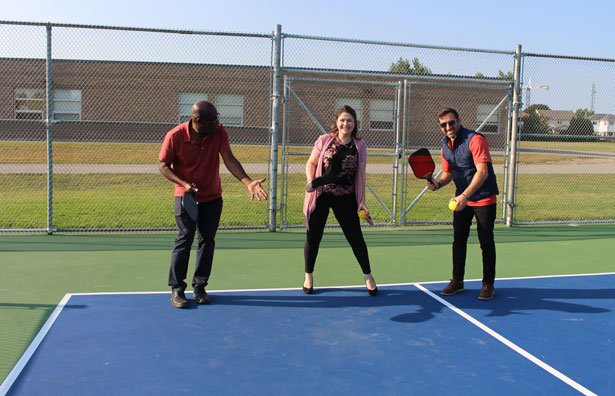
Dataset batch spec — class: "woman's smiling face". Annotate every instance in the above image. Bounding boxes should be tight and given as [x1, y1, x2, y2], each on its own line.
[336, 112, 355, 136]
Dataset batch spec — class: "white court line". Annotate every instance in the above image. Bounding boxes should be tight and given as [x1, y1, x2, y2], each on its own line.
[61, 272, 615, 296]
[2, 273, 611, 395]
[415, 271, 615, 285]
[0, 294, 73, 396]
[414, 283, 598, 396]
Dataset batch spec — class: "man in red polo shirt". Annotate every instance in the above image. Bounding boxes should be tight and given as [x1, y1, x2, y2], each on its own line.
[159, 101, 267, 308]
[427, 108, 499, 300]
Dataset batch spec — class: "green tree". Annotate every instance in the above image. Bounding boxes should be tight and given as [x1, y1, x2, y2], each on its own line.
[498, 70, 514, 80]
[389, 57, 431, 75]
[521, 104, 550, 136]
[574, 108, 594, 119]
[566, 108, 595, 136]
[473, 70, 512, 79]
[525, 103, 550, 112]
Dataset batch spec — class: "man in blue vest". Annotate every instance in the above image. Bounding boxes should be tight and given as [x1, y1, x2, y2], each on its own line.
[427, 108, 498, 300]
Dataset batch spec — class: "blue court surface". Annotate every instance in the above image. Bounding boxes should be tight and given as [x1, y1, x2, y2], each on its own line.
[2, 274, 613, 395]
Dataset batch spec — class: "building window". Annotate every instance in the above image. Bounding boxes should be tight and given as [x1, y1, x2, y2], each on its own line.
[369, 99, 395, 130]
[179, 93, 208, 122]
[14, 88, 44, 120]
[476, 104, 499, 133]
[335, 98, 363, 126]
[215, 94, 244, 126]
[53, 89, 82, 120]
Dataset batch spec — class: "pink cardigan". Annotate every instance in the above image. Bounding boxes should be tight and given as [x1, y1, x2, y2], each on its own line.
[303, 133, 372, 227]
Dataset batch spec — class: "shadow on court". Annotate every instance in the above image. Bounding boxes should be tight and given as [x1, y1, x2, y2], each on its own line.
[200, 285, 612, 323]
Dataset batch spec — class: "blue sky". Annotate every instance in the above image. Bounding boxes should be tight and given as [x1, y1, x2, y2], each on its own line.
[3, 0, 613, 58]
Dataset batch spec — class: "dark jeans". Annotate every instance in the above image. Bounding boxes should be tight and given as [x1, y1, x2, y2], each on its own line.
[304, 193, 371, 274]
[168, 196, 223, 292]
[452, 203, 497, 284]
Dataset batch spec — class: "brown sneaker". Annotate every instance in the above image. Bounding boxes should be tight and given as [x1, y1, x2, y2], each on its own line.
[478, 282, 495, 300]
[441, 279, 464, 296]
[171, 290, 188, 308]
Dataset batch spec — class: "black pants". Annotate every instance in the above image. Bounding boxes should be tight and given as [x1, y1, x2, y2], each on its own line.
[168, 197, 223, 292]
[452, 203, 496, 284]
[304, 193, 371, 274]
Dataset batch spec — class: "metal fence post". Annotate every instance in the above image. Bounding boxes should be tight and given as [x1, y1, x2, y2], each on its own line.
[268, 24, 282, 231]
[45, 23, 54, 234]
[392, 81, 403, 226]
[501, 90, 513, 222]
[399, 80, 409, 224]
[506, 44, 522, 227]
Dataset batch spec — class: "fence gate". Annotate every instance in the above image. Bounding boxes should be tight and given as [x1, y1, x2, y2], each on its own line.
[279, 76, 403, 229]
[399, 79, 513, 225]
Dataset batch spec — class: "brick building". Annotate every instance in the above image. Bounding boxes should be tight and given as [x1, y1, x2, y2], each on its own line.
[0, 58, 511, 148]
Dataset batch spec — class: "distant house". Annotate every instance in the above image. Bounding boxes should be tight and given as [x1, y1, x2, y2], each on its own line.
[535, 110, 575, 133]
[590, 114, 615, 138]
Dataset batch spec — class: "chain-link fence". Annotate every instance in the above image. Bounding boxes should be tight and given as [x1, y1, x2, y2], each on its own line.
[0, 21, 613, 233]
[278, 35, 515, 228]
[513, 52, 615, 224]
[279, 76, 403, 229]
[0, 22, 273, 233]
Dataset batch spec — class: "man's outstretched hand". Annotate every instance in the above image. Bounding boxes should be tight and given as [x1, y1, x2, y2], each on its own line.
[248, 178, 268, 201]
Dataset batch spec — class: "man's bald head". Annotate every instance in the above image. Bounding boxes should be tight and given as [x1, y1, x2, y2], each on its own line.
[191, 101, 218, 120]
[190, 101, 219, 136]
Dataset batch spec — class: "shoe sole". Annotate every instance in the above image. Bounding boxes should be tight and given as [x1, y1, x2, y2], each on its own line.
[478, 290, 495, 300]
[441, 288, 465, 296]
[171, 301, 188, 308]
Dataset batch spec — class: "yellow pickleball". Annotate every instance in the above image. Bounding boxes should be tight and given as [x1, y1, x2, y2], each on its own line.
[358, 209, 367, 219]
[448, 199, 458, 211]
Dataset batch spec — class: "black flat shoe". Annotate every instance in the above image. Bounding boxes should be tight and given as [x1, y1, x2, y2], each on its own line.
[367, 286, 378, 296]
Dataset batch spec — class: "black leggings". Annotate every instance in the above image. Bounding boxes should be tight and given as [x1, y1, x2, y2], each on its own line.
[452, 203, 497, 284]
[304, 193, 371, 274]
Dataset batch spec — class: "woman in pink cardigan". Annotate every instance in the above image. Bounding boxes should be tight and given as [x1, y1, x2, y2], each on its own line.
[302, 105, 377, 296]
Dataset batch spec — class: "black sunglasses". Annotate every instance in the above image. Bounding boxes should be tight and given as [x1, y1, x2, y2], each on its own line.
[198, 113, 220, 123]
[439, 119, 457, 128]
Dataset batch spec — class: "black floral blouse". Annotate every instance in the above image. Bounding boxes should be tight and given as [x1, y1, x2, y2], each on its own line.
[320, 139, 358, 196]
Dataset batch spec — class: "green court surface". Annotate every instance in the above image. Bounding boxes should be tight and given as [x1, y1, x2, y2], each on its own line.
[1, 224, 614, 384]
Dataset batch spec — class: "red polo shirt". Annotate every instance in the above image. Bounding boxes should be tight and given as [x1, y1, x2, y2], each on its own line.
[159, 121, 231, 203]
[441, 134, 497, 207]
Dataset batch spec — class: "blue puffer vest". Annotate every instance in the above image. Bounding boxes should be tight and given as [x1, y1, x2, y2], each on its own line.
[441, 126, 499, 201]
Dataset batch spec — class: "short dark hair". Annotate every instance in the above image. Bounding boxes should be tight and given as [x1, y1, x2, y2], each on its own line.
[437, 107, 459, 120]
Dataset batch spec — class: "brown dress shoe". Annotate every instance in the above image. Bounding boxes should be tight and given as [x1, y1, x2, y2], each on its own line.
[441, 279, 465, 296]
[171, 290, 188, 308]
[478, 282, 495, 300]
